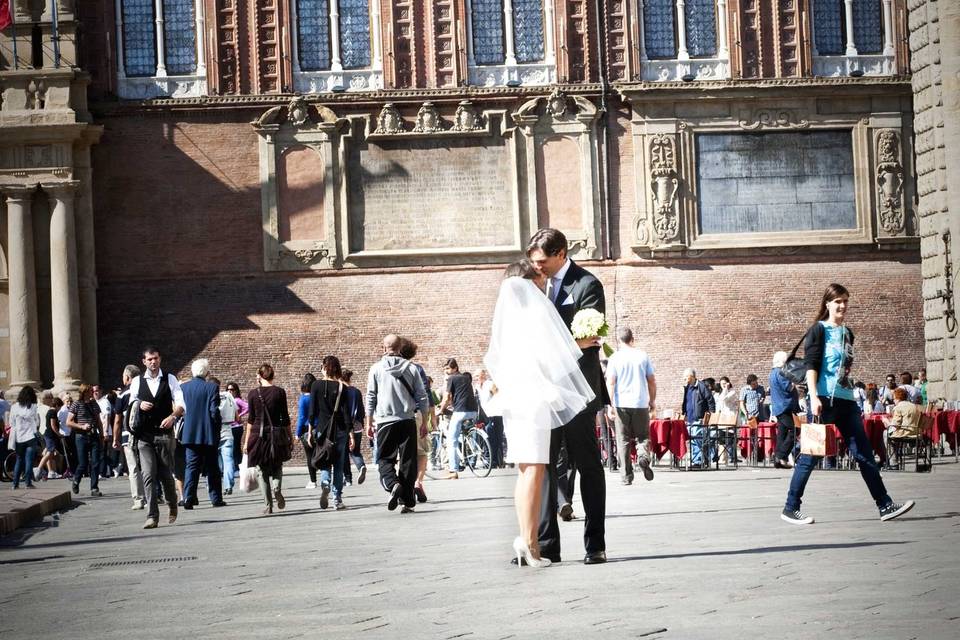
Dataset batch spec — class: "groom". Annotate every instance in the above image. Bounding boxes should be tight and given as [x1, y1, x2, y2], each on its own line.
[526, 228, 607, 565]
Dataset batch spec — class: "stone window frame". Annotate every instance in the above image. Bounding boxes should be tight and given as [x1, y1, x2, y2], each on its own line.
[114, 0, 209, 99]
[464, 0, 558, 87]
[631, 102, 911, 252]
[290, 0, 385, 93]
[810, 0, 897, 77]
[636, 0, 731, 82]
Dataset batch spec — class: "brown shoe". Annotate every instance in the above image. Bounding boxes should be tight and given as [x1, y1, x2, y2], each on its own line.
[444, 471, 459, 480]
[143, 518, 158, 530]
[168, 503, 178, 525]
[274, 490, 285, 510]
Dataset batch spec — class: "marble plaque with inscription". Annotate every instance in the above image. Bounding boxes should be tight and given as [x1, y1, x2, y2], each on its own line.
[696, 131, 857, 234]
[348, 137, 515, 252]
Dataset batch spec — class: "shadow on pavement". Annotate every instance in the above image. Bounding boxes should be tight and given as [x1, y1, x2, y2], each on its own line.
[607, 540, 912, 563]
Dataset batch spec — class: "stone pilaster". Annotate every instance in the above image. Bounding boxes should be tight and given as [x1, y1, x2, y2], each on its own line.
[42, 180, 83, 393]
[3, 185, 42, 392]
[74, 145, 99, 384]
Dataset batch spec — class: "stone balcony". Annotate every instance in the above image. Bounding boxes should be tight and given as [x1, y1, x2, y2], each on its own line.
[0, 67, 89, 127]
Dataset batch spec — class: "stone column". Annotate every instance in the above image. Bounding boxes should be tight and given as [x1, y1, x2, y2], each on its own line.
[843, 0, 857, 56]
[716, 0, 730, 59]
[329, 1, 343, 71]
[675, 0, 690, 61]
[3, 186, 42, 392]
[503, 0, 517, 66]
[43, 181, 83, 393]
[74, 146, 99, 385]
[154, 0, 167, 76]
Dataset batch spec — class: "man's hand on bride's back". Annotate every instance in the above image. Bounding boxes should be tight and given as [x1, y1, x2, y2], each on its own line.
[576, 336, 601, 349]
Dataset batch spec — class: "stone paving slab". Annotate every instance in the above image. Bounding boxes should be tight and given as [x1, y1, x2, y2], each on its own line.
[0, 484, 72, 536]
[0, 464, 957, 639]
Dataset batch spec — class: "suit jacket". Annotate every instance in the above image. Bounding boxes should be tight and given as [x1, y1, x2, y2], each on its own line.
[180, 376, 222, 446]
[553, 260, 608, 411]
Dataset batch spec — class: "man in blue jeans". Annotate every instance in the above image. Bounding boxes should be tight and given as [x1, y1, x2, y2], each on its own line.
[436, 358, 477, 479]
[681, 369, 715, 466]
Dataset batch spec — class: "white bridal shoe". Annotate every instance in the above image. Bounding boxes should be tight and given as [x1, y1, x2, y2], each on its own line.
[513, 537, 552, 568]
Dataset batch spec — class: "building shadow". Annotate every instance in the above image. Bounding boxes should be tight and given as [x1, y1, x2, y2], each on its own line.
[606, 540, 911, 563]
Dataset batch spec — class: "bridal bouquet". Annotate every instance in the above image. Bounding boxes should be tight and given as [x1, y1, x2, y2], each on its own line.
[571, 308, 614, 357]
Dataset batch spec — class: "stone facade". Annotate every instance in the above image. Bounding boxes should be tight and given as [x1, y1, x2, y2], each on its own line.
[1, 1, 934, 409]
[908, 0, 960, 401]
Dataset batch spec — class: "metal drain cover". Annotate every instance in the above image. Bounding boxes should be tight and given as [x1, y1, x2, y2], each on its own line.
[89, 556, 198, 569]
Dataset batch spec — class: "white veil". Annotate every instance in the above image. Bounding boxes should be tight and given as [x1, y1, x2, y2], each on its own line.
[483, 277, 595, 430]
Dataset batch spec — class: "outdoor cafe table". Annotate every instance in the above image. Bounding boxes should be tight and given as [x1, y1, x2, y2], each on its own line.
[861, 415, 889, 462]
[927, 410, 960, 459]
[738, 421, 777, 463]
[649, 419, 688, 462]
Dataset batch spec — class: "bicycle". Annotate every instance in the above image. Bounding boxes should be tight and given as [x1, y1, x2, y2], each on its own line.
[428, 417, 493, 478]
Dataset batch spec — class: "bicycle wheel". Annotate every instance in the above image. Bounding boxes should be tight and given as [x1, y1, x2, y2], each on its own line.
[464, 428, 492, 478]
[2, 450, 17, 482]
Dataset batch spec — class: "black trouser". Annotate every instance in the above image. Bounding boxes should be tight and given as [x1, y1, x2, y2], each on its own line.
[342, 430, 365, 481]
[231, 425, 244, 471]
[775, 412, 798, 462]
[376, 419, 417, 508]
[302, 438, 318, 483]
[540, 409, 606, 557]
[486, 416, 504, 467]
[556, 437, 577, 506]
[64, 432, 78, 474]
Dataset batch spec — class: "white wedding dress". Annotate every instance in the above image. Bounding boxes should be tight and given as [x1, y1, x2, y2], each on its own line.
[483, 277, 595, 463]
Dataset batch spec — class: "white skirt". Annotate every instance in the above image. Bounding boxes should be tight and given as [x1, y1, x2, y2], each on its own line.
[504, 420, 552, 464]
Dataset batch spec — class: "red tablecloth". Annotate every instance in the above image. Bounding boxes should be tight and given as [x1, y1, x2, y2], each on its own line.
[649, 419, 688, 461]
[738, 422, 777, 459]
[928, 410, 960, 441]
[862, 416, 888, 461]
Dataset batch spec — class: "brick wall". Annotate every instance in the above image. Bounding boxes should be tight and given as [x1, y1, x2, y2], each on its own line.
[92, 111, 926, 437]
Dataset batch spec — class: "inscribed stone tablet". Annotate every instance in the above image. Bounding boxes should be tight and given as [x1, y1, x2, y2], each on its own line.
[348, 137, 515, 252]
[696, 131, 857, 234]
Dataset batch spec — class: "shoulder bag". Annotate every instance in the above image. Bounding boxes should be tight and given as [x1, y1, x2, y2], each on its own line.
[248, 388, 293, 467]
[310, 382, 343, 469]
[781, 325, 816, 385]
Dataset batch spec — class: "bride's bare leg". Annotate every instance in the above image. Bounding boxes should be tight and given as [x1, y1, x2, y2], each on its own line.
[515, 463, 546, 555]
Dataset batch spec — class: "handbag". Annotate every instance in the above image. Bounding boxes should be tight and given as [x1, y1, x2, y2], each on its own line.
[781, 327, 813, 385]
[799, 419, 838, 457]
[248, 387, 293, 467]
[237, 454, 259, 494]
[309, 381, 343, 469]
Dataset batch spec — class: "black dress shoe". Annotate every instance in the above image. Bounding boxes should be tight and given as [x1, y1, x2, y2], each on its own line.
[584, 551, 607, 565]
[183, 502, 194, 510]
[177, 499, 185, 507]
[211, 501, 228, 507]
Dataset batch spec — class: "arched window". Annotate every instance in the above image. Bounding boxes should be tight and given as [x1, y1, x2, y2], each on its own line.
[811, 0, 895, 76]
[294, 0, 381, 91]
[117, 0, 206, 98]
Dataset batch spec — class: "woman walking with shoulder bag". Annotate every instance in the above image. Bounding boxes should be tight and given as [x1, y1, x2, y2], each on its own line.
[243, 364, 292, 515]
[781, 284, 915, 525]
[8, 385, 41, 489]
[308, 356, 353, 510]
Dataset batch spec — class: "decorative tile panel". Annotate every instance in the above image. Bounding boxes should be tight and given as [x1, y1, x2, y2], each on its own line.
[339, 0, 372, 69]
[513, 0, 545, 64]
[472, 0, 506, 64]
[643, 0, 676, 59]
[684, 0, 717, 58]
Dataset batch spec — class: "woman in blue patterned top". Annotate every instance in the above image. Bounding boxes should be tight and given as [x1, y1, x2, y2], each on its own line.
[781, 284, 915, 525]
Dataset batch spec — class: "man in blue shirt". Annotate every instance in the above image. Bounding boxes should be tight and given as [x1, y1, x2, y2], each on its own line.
[681, 369, 715, 466]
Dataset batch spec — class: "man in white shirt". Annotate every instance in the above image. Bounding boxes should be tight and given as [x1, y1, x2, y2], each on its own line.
[605, 327, 657, 484]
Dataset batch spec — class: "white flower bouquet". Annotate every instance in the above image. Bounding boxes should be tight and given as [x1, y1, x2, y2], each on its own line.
[571, 308, 614, 357]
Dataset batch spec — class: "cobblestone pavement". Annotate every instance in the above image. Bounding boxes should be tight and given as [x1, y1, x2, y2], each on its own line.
[1, 462, 957, 639]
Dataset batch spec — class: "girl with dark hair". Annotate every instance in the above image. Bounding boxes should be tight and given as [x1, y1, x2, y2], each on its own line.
[226, 382, 247, 474]
[244, 364, 292, 515]
[296, 372, 318, 489]
[339, 368, 367, 488]
[781, 284, 915, 525]
[8, 385, 40, 489]
[308, 356, 353, 510]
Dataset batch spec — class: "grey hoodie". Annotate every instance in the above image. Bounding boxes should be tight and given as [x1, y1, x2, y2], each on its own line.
[366, 355, 429, 424]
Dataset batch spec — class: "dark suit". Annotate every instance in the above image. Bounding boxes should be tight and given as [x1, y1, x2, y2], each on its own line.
[180, 376, 224, 505]
[539, 260, 607, 558]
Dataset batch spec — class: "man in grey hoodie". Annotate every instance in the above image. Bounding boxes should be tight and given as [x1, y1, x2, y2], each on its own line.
[366, 334, 429, 512]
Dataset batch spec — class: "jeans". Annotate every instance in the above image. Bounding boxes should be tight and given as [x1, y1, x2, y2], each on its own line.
[320, 430, 349, 501]
[775, 413, 798, 461]
[342, 430, 365, 481]
[218, 436, 236, 491]
[785, 398, 892, 512]
[13, 440, 37, 487]
[447, 411, 477, 471]
[74, 433, 102, 490]
[687, 422, 709, 465]
[183, 444, 223, 505]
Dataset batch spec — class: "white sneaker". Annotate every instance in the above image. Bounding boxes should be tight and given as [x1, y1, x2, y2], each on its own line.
[131, 500, 145, 510]
[305, 481, 317, 489]
[48, 472, 61, 479]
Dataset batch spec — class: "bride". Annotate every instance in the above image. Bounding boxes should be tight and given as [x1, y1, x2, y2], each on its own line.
[484, 259, 594, 568]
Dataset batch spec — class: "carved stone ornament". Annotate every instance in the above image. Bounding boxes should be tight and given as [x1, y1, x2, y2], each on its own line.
[649, 134, 680, 242]
[288, 96, 311, 128]
[738, 109, 810, 130]
[875, 129, 905, 234]
[413, 101, 442, 133]
[547, 89, 569, 119]
[452, 100, 482, 132]
[285, 246, 331, 266]
[375, 103, 404, 134]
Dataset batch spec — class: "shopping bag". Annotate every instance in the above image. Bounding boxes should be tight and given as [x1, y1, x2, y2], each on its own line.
[799, 422, 838, 457]
[237, 454, 259, 494]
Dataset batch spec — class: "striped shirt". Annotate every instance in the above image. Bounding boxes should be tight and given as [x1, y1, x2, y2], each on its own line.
[69, 400, 102, 435]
